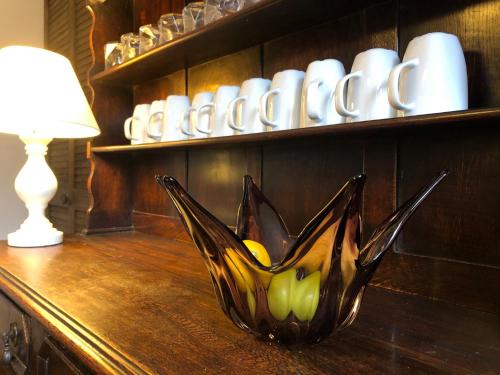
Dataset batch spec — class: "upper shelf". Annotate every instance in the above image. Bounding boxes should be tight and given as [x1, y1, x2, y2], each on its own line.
[91, 108, 500, 153]
[91, 0, 371, 86]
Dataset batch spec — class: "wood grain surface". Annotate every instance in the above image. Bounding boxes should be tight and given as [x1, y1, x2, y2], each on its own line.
[0, 233, 499, 374]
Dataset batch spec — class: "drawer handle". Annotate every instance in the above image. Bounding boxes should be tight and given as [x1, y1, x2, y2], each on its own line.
[2, 323, 19, 365]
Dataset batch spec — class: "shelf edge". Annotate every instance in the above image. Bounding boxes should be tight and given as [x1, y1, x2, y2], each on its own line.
[91, 108, 500, 153]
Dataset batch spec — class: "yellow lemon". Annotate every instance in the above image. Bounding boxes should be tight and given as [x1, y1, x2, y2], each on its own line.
[243, 240, 272, 267]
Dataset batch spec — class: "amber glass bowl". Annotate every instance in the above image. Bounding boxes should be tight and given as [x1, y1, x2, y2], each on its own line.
[157, 171, 447, 343]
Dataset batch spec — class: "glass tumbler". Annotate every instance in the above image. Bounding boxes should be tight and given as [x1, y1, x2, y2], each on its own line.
[139, 24, 160, 54]
[104, 42, 123, 69]
[204, 0, 245, 25]
[121, 33, 140, 61]
[183, 2, 205, 33]
[158, 13, 184, 43]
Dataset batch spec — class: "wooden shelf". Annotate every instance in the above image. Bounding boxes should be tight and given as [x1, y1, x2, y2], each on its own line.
[91, 108, 500, 153]
[91, 0, 373, 86]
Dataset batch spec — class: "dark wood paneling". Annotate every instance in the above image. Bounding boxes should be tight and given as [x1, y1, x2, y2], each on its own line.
[362, 138, 397, 240]
[397, 125, 500, 267]
[89, 0, 134, 147]
[132, 150, 187, 216]
[133, 0, 185, 30]
[399, 0, 500, 108]
[86, 153, 133, 232]
[92, 86, 133, 147]
[88, 0, 133, 74]
[132, 212, 190, 242]
[371, 248, 500, 314]
[187, 146, 261, 226]
[262, 138, 364, 234]
[263, 0, 397, 78]
[133, 69, 186, 105]
[187, 46, 261, 98]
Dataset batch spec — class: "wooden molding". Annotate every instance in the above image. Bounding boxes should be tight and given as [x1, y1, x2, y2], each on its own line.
[0, 268, 151, 374]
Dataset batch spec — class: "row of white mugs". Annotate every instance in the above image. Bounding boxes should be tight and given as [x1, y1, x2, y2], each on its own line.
[124, 32, 467, 144]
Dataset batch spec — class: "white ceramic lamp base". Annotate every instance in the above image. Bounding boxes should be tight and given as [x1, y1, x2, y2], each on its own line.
[7, 137, 63, 248]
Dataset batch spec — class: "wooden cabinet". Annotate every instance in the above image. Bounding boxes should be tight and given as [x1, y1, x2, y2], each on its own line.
[0, 234, 497, 374]
[35, 337, 84, 375]
[85, 0, 500, 315]
[2, 0, 494, 373]
[0, 294, 85, 375]
[0, 293, 30, 375]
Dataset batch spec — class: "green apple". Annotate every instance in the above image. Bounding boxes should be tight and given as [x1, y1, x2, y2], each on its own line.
[267, 269, 296, 321]
[267, 269, 321, 322]
[292, 271, 320, 322]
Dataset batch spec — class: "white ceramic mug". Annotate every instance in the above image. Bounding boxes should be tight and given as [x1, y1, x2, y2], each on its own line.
[260, 69, 305, 131]
[163, 95, 191, 142]
[146, 95, 191, 142]
[301, 59, 345, 127]
[196, 85, 239, 137]
[180, 92, 213, 138]
[388, 32, 468, 117]
[146, 100, 166, 142]
[227, 78, 271, 134]
[335, 48, 399, 122]
[123, 104, 151, 144]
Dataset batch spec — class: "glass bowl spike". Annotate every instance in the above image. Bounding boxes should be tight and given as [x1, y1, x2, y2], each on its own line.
[157, 171, 447, 343]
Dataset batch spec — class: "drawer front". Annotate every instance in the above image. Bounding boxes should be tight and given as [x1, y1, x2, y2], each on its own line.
[36, 337, 83, 375]
[0, 293, 30, 375]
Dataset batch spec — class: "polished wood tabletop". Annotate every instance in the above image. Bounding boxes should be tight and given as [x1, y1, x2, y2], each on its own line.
[0, 233, 498, 374]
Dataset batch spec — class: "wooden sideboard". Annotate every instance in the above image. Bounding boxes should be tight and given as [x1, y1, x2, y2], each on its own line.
[2, 0, 496, 373]
[86, 0, 500, 316]
[0, 233, 498, 374]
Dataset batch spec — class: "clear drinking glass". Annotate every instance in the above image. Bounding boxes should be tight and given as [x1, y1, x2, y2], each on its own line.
[120, 33, 140, 61]
[139, 24, 160, 54]
[104, 42, 123, 69]
[158, 13, 184, 44]
[183, 2, 205, 33]
[204, 0, 245, 25]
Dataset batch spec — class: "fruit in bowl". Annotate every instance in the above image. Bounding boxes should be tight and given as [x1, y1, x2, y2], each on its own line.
[157, 171, 447, 343]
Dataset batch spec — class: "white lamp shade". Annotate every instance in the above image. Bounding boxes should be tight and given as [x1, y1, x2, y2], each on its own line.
[0, 46, 100, 138]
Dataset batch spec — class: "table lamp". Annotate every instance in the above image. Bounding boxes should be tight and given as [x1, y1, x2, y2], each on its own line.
[0, 46, 100, 247]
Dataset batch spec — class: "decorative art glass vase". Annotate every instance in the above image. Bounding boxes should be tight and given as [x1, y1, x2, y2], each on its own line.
[157, 170, 447, 343]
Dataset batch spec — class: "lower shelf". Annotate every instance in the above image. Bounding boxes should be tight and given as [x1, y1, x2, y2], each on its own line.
[91, 108, 500, 153]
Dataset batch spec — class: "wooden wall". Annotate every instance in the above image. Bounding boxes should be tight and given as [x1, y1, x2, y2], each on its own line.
[88, 0, 500, 314]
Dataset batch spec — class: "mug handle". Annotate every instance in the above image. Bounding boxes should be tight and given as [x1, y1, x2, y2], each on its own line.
[180, 107, 198, 136]
[259, 88, 281, 128]
[124, 116, 136, 140]
[306, 80, 324, 121]
[195, 103, 215, 135]
[227, 96, 247, 131]
[334, 71, 362, 118]
[147, 111, 164, 140]
[387, 58, 419, 111]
